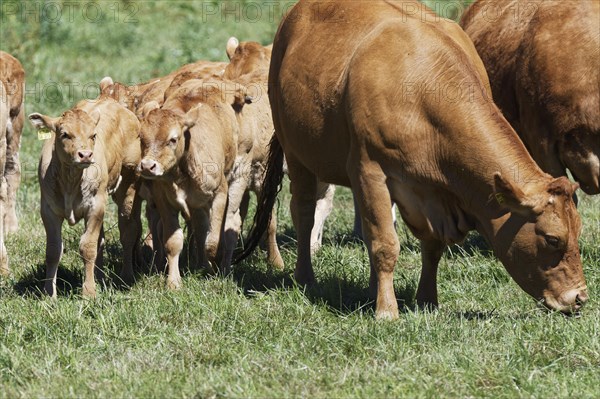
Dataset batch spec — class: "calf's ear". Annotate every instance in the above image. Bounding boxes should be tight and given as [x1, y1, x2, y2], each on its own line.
[137, 101, 160, 119]
[182, 106, 199, 130]
[29, 113, 59, 132]
[231, 88, 253, 113]
[99, 76, 114, 94]
[493, 173, 537, 217]
[226, 37, 239, 60]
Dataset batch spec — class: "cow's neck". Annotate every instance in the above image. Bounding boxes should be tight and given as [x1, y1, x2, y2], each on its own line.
[58, 161, 86, 225]
[440, 105, 547, 250]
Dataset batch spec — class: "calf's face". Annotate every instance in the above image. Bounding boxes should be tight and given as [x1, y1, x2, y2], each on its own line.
[138, 108, 194, 179]
[29, 109, 98, 168]
[493, 174, 587, 314]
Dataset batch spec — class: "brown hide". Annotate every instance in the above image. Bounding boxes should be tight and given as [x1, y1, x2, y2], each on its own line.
[262, 0, 586, 318]
[461, 0, 600, 194]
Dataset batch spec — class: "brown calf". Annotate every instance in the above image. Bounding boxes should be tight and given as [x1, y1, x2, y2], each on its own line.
[137, 78, 248, 287]
[30, 97, 142, 297]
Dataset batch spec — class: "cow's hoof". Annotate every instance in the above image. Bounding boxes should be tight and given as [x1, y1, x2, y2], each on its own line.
[5, 212, 19, 234]
[269, 255, 285, 271]
[167, 277, 182, 290]
[294, 268, 315, 286]
[82, 284, 97, 299]
[119, 270, 135, 286]
[375, 308, 399, 321]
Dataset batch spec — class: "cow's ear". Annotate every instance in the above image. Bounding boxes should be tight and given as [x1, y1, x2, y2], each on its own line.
[493, 173, 537, 216]
[88, 108, 102, 125]
[99, 76, 114, 95]
[137, 101, 160, 119]
[231, 88, 252, 113]
[182, 106, 199, 130]
[29, 113, 59, 132]
[226, 37, 239, 60]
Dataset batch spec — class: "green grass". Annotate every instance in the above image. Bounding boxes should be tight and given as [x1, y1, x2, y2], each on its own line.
[1, 1, 599, 398]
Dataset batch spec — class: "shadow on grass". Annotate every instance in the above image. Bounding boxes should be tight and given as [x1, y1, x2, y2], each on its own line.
[233, 253, 417, 315]
[14, 263, 79, 297]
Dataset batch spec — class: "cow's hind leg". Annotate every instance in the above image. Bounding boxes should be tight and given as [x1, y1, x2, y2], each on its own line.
[415, 239, 445, 310]
[41, 201, 63, 297]
[351, 161, 400, 320]
[287, 157, 318, 285]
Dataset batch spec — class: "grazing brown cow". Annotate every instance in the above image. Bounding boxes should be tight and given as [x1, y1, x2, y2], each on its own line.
[461, 0, 600, 194]
[100, 60, 227, 114]
[0, 51, 25, 234]
[29, 97, 142, 297]
[137, 78, 247, 287]
[240, 0, 588, 318]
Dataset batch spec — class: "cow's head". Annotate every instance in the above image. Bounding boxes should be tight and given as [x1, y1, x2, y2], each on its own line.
[558, 129, 600, 195]
[137, 103, 194, 179]
[29, 109, 99, 168]
[224, 37, 272, 79]
[492, 173, 587, 314]
[100, 76, 136, 110]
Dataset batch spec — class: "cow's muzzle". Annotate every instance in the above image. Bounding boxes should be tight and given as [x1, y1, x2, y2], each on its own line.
[139, 158, 163, 178]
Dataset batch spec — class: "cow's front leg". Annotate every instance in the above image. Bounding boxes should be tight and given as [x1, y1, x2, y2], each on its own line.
[41, 200, 63, 297]
[81, 204, 105, 298]
[415, 239, 446, 310]
[160, 204, 183, 290]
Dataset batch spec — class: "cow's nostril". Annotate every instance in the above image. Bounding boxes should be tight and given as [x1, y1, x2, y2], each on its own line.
[78, 151, 92, 160]
[149, 162, 156, 170]
[576, 292, 588, 307]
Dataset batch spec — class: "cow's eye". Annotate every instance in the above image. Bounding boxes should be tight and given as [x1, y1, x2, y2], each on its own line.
[91, 134, 97, 141]
[169, 137, 178, 145]
[60, 131, 71, 140]
[545, 235, 560, 248]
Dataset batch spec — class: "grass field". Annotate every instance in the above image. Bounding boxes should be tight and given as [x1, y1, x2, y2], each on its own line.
[1, 1, 599, 398]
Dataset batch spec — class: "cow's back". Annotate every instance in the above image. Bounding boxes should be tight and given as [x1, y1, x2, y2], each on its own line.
[270, 0, 493, 185]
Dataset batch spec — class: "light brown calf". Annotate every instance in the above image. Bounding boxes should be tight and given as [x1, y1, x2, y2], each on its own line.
[137, 78, 247, 287]
[30, 97, 142, 297]
[0, 51, 25, 234]
[100, 60, 226, 115]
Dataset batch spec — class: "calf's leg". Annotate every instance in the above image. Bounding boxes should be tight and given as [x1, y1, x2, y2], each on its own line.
[310, 183, 334, 255]
[81, 207, 105, 298]
[41, 201, 63, 296]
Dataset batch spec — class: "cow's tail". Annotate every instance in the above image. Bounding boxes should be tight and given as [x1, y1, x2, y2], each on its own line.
[234, 134, 285, 264]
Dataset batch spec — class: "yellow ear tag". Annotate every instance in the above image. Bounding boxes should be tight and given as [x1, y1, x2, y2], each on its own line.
[37, 127, 52, 141]
[495, 193, 505, 204]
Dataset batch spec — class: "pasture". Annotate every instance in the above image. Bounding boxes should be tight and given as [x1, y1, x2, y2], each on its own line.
[1, 1, 599, 397]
